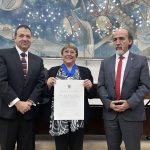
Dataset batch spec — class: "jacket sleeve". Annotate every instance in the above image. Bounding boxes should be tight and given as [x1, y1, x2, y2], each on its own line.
[28, 59, 46, 104]
[127, 57, 150, 109]
[97, 60, 111, 110]
[0, 56, 18, 104]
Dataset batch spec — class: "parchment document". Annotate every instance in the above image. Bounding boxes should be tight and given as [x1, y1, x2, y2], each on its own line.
[54, 80, 84, 120]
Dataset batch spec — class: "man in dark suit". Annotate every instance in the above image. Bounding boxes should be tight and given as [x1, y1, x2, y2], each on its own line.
[0, 25, 45, 150]
[97, 28, 150, 150]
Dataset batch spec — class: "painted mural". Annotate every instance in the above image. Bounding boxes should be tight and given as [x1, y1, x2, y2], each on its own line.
[0, 0, 150, 58]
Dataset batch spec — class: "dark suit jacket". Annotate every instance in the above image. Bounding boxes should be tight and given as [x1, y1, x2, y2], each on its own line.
[0, 47, 45, 120]
[47, 65, 96, 124]
[97, 52, 150, 121]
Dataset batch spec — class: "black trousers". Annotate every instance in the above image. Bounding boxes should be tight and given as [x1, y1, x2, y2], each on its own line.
[0, 117, 35, 150]
[55, 128, 84, 150]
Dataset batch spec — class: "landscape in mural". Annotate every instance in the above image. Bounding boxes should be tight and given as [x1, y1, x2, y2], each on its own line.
[0, 0, 150, 58]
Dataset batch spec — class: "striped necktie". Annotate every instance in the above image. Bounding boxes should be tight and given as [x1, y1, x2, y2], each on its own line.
[20, 53, 27, 79]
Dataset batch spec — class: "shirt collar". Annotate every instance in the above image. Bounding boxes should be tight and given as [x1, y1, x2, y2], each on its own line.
[116, 50, 129, 60]
[15, 45, 28, 57]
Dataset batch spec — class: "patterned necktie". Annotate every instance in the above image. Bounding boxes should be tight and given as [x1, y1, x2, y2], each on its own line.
[115, 55, 124, 100]
[20, 53, 27, 79]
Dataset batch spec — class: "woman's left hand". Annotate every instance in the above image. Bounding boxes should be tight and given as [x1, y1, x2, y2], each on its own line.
[83, 79, 92, 90]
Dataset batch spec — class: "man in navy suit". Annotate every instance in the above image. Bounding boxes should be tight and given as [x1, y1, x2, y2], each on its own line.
[97, 28, 150, 150]
[0, 25, 45, 150]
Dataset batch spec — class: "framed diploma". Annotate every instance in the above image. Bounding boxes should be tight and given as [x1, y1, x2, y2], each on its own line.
[54, 80, 84, 120]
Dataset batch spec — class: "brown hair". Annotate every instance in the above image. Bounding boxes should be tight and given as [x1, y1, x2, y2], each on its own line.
[61, 43, 78, 57]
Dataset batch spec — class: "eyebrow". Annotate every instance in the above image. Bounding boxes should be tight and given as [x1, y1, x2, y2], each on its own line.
[113, 37, 125, 40]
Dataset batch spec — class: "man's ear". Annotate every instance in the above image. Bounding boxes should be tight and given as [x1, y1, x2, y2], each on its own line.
[129, 39, 133, 46]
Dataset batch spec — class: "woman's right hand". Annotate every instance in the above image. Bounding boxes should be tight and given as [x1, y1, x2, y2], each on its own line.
[47, 77, 56, 88]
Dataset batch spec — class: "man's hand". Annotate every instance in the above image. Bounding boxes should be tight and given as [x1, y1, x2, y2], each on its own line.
[15, 101, 32, 114]
[110, 100, 130, 112]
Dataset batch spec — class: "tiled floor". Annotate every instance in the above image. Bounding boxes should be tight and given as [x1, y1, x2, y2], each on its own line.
[34, 135, 150, 150]
[1, 135, 148, 150]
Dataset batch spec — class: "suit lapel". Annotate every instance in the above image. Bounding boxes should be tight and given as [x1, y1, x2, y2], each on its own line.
[110, 55, 116, 87]
[11, 48, 25, 79]
[123, 52, 134, 83]
[24, 53, 34, 85]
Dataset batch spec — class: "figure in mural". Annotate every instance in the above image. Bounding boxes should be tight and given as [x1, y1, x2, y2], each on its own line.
[0, 0, 150, 58]
[63, 12, 94, 57]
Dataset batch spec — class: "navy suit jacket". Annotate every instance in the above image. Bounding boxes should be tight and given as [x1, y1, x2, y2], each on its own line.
[97, 52, 150, 121]
[0, 47, 45, 120]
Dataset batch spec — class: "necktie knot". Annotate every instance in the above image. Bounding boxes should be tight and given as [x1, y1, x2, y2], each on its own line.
[20, 53, 26, 57]
[119, 55, 124, 60]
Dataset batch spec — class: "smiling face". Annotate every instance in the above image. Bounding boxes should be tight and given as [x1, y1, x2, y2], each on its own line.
[112, 28, 133, 55]
[62, 47, 77, 66]
[14, 27, 32, 52]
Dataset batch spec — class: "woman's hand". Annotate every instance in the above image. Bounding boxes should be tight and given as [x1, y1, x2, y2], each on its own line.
[47, 77, 56, 89]
[83, 79, 92, 91]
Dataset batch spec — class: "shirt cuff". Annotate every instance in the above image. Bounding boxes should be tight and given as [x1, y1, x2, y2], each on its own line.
[28, 100, 36, 106]
[8, 98, 20, 107]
